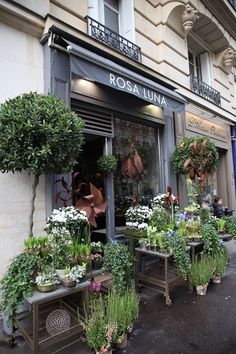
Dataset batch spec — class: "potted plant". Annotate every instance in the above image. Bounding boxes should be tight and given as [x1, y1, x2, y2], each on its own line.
[216, 218, 226, 234]
[85, 297, 116, 354]
[97, 153, 118, 173]
[61, 266, 76, 288]
[212, 248, 229, 284]
[35, 266, 59, 293]
[189, 256, 213, 295]
[61, 264, 87, 287]
[0, 92, 84, 237]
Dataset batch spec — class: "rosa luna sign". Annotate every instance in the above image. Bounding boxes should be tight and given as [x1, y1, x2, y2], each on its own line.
[109, 73, 168, 107]
[70, 55, 185, 111]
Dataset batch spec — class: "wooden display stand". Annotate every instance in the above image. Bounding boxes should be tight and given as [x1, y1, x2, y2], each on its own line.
[14, 280, 90, 354]
[135, 247, 183, 306]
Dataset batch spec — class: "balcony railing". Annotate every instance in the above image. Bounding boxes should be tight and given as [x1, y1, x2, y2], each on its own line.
[87, 17, 141, 62]
[190, 75, 221, 106]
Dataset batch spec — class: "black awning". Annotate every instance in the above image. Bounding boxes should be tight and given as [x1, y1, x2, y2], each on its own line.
[68, 44, 186, 113]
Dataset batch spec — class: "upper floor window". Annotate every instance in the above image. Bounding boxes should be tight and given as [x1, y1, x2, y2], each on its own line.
[88, 0, 135, 43]
[104, 0, 119, 33]
[188, 36, 212, 86]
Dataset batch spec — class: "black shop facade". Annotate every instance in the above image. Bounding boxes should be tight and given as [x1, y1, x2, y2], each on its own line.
[43, 28, 186, 241]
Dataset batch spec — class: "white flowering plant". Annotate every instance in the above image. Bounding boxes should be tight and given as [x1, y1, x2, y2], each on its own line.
[70, 263, 86, 282]
[35, 267, 59, 286]
[45, 206, 88, 242]
[125, 205, 152, 231]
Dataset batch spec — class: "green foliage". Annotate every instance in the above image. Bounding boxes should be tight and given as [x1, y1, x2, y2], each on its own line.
[200, 224, 224, 255]
[171, 136, 219, 176]
[216, 218, 226, 232]
[189, 256, 213, 286]
[97, 154, 118, 173]
[102, 243, 133, 295]
[200, 208, 211, 224]
[225, 216, 236, 238]
[149, 206, 170, 232]
[167, 232, 191, 280]
[0, 252, 41, 324]
[85, 296, 114, 352]
[106, 289, 139, 342]
[213, 247, 229, 277]
[0, 92, 84, 175]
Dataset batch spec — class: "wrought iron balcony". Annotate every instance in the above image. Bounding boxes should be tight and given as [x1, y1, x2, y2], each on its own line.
[87, 16, 141, 62]
[190, 75, 221, 106]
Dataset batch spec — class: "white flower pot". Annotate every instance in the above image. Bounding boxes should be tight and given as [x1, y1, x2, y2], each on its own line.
[212, 276, 221, 284]
[196, 284, 208, 295]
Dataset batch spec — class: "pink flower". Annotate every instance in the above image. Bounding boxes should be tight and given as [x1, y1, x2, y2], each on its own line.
[89, 281, 101, 292]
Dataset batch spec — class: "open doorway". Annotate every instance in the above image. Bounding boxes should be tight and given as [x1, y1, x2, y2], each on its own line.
[73, 134, 106, 231]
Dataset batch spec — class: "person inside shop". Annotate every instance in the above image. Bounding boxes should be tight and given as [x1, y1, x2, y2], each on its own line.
[212, 196, 225, 218]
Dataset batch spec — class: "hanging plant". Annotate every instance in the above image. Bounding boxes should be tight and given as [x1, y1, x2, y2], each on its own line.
[171, 136, 219, 192]
[97, 154, 118, 173]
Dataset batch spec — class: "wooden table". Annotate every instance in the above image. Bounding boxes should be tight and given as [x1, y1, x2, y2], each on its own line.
[187, 233, 233, 259]
[15, 280, 90, 354]
[135, 247, 182, 306]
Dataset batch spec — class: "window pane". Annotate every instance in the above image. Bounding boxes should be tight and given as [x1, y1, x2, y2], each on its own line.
[104, 5, 119, 32]
[113, 118, 160, 226]
[104, 0, 119, 10]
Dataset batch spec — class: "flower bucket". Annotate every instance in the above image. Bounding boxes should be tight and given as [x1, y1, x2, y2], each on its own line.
[37, 284, 57, 293]
[62, 279, 76, 288]
[212, 276, 221, 284]
[196, 284, 208, 296]
[115, 333, 128, 349]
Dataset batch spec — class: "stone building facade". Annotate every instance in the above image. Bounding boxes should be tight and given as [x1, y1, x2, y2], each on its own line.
[0, 0, 235, 276]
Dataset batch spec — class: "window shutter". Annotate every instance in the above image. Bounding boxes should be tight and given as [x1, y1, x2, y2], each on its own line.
[200, 51, 212, 86]
[71, 100, 113, 137]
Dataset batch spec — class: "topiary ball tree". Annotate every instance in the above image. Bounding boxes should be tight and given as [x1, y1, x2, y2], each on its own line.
[0, 92, 84, 236]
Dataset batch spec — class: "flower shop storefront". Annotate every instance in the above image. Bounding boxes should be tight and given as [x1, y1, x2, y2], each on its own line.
[177, 105, 236, 212]
[44, 28, 186, 240]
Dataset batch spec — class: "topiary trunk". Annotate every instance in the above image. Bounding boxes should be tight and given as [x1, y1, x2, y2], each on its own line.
[28, 174, 39, 237]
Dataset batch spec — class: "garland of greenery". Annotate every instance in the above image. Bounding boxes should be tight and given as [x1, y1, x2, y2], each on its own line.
[171, 136, 219, 179]
[97, 154, 118, 173]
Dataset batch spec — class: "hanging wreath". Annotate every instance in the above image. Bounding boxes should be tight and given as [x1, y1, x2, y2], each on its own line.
[171, 136, 219, 191]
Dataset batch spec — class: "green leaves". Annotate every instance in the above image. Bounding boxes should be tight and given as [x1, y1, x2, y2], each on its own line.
[0, 252, 41, 324]
[102, 243, 133, 295]
[0, 92, 84, 175]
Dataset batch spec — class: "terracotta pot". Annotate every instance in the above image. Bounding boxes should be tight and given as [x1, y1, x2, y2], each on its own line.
[115, 333, 128, 348]
[96, 350, 112, 354]
[196, 284, 208, 296]
[212, 276, 221, 284]
[37, 284, 57, 293]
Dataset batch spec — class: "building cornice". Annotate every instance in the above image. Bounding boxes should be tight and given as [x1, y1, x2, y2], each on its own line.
[200, 0, 236, 41]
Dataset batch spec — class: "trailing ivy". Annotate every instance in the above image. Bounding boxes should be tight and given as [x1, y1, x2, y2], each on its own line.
[0, 252, 41, 324]
[102, 243, 133, 295]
